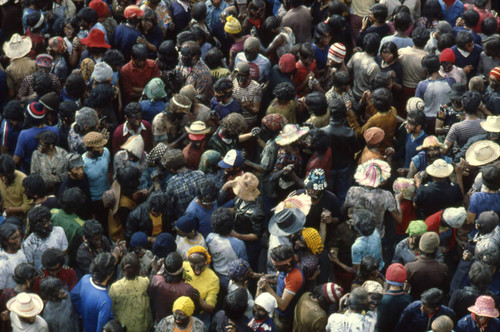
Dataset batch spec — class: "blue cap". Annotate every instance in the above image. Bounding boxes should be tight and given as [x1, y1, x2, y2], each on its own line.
[175, 215, 198, 233]
[129, 231, 148, 248]
[152, 233, 177, 258]
[218, 149, 244, 168]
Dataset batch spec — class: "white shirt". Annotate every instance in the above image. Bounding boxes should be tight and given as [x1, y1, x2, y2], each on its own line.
[326, 311, 377, 332]
[0, 249, 27, 289]
[22, 226, 68, 270]
[10, 313, 48, 332]
[175, 233, 207, 261]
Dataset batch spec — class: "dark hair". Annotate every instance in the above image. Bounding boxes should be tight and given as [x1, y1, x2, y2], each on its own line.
[363, 33, 381, 55]
[65, 74, 86, 100]
[421, 54, 441, 74]
[313, 22, 331, 44]
[437, 33, 456, 52]
[41, 248, 65, 269]
[349, 287, 369, 312]
[33, 71, 54, 98]
[211, 207, 233, 236]
[327, 14, 346, 35]
[224, 288, 248, 320]
[461, 90, 481, 115]
[86, 84, 115, 109]
[371, 88, 393, 112]
[3, 100, 24, 122]
[90, 252, 116, 283]
[469, 261, 493, 291]
[178, 31, 196, 47]
[477, 244, 500, 268]
[380, 41, 399, 60]
[394, 10, 411, 32]
[58, 100, 78, 122]
[36, 130, 57, 146]
[332, 70, 351, 88]
[311, 284, 328, 308]
[162, 149, 186, 170]
[103, 49, 125, 69]
[148, 192, 166, 213]
[60, 187, 85, 214]
[411, 27, 430, 48]
[273, 82, 296, 101]
[12, 263, 37, 285]
[407, 110, 427, 129]
[482, 17, 498, 36]
[298, 43, 314, 61]
[191, 2, 207, 21]
[164, 252, 184, 282]
[370, 3, 388, 23]
[213, 77, 233, 92]
[0, 222, 20, 249]
[158, 40, 178, 71]
[103, 320, 126, 332]
[204, 47, 224, 69]
[196, 179, 218, 201]
[353, 209, 376, 236]
[371, 71, 393, 90]
[27, 205, 52, 229]
[328, 98, 347, 121]
[264, 15, 280, 31]
[308, 129, 330, 154]
[124, 102, 142, 117]
[474, 0, 488, 8]
[0, 155, 16, 175]
[82, 219, 103, 238]
[421, 288, 443, 307]
[3, 217, 24, 238]
[357, 255, 379, 280]
[305, 92, 327, 116]
[328, 0, 348, 17]
[131, 44, 148, 60]
[117, 166, 141, 195]
[77, 7, 98, 24]
[181, 41, 202, 58]
[22, 174, 47, 198]
[270, 244, 295, 262]
[463, 9, 480, 28]
[40, 277, 64, 301]
[456, 30, 474, 50]
[421, 0, 442, 26]
[190, 25, 207, 44]
[142, 8, 157, 27]
[121, 252, 140, 280]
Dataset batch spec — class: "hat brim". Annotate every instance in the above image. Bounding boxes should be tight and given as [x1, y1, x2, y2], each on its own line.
[6, 295, 43, 317]
[218, 160, 232, 168]
[185, 126, 211, 135]
[466, 141, 500, 166]
[268, 209, 306, 236]
[233, 185, 260, 201]
[468, 305, 500, 318]
[86, 138, 108, 148]
[3, 38, 32, 59]
[416, 143, 442, 151]
[275, 129, 309, 146]
[480, 121, 500, 133]
[426, 164, 454, 178]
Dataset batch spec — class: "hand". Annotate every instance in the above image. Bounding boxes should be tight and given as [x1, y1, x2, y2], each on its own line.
[384, 147, 395, 157]
[361, 90, 371, 104]
[455, 158, 467, 176]
[463, 250, 473, 261]
[396, 168, 408, 176]
[136, 36, 147, 45]
[328, 248, 340, 263]
[225, 319, 237, 332]
[361, 16, 370, 30]
[389, 70, 396, 79]
[240, 149, 247, 159]
[251, 127, 261, 137]
[0, 309, 8, 321]
[321, 209, 332, 224]
[100, 126, 110, 140]
[257, 276, 268, 289]
[463, 65, 474, 75]
[230, 230, 239, 238]
[192, 289, 201, 303]
[455, 17, 464, 27]
[132, 189, 149, 201]
[283, 164, 294, 175]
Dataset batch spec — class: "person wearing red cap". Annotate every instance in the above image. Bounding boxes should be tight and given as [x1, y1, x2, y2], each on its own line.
[484, 66, 500, 115]
[439, 48, 466, 84]
[113, 5, 144, 61]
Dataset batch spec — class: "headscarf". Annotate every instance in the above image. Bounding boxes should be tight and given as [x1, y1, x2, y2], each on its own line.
[172, 296, 195, 316]
[187, 245, 211, 264]
[146, 142, 168, 167]
[80, 58, 95, 81]
[301, 228, 324, 255]
[227, 259, 250, 281]
[198, 150, 221, 174]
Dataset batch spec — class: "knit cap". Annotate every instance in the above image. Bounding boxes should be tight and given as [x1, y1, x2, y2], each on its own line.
[385, 263, 407, 286]
[26, 102, 45, 119]
[405, 220, 427, 237]
[224, 15, 241, 34]
[173, 296, 195, 316]
[322, 282, 343, 304]
[301, 227, 324, 255]
[489, 66, 500, 81]
[419, 232, 440, 254]
[328, 43, 346, 63]
[439, 48, 455, 63]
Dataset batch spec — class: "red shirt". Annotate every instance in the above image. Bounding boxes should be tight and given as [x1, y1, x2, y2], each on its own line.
[120, 59, 160, 104]
[396, 199, 416, 235]
[32, 267, 78, 294]
[425, 210, 457, 250]
[293, 60, 318, 97]
[112, 120, 153, 154]
[305, 148, 332, 182]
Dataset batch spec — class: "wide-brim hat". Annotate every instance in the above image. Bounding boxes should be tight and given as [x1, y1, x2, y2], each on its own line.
[466, 140, 500, 166]
[82, 131, 108, 148]
[449, 83, 467, 100]
[3, 34, 32, 59]
[80, 28, 110, 49]
[426, 159, 453, 178]
[275, 194, 312, 216]
[416, 135, 442, 151]
[232, 173, 260, 201]
[354, 159, 391, 188]
[185, 121, 210, 135]
[268, 208, 306, 237]
[275, 124, 310, 146]
[7, 293, 43, 317]
[468, 296, 499, 318]
[480, 116, 500, 133]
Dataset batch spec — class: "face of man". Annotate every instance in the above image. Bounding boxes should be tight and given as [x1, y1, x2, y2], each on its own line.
[212, 0, 221, 7]
[19, 316, 37, 325]
[85, 234, 103, 249]
[126, 112, 142, 131]
[214, 88, 232, 104]
[68, 166, 84, 180]
[486, 131, 500, 142]
[3, 230, 22, 252]
[421, 302, 439, 315]
[425, 146, 441, 161]
[46, 263, 62, 277]
[306, 188, 323, 203]
[37, 140, 51, 154]
[173, 310, 190, 327]
[188, 253, 207, 275]
[36, 220, 53, 239]
[244, 50, 258, 62]
[181, 47, 196, 67]
[0, 171, 15, 186]
[236, 72, 250, 87]
[490, 75, 500, 91]
[272, 256, 294, 272]
[464, 41, 474, 53]
[89, 146, 104, 157]
[293, 233, 307, 251]
[252, 304, 268, 320]
[405, 118, 419, 134]
[451, 98, 463, 111]
[441, 61, 453, 73]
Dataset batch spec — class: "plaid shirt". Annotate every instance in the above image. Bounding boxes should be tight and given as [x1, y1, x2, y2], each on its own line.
[165, 170, 205, 218]
[180, 59, 214, 104]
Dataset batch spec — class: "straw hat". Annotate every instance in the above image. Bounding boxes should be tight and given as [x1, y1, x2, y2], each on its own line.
[416, 135, 442, 151]
[480, 116, 500, 133]
[231, 172, 260, 201]
[426, 159, 453, 178]
[354, 159, 391, 188]
[275, 124, 310, 146]
[275, 194, 312, 215]
[7, 293, 43, 317]
[466, 140, 500, 166]
[83, 131, 108, 148]
[468, 296, 499, 318]
[3, 34, 32, 59]
[185, 121, 210, 135]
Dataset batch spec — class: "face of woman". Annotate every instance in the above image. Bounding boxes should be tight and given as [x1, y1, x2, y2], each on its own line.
[188, 253, 207, 275]
[3, 230, 22, 252]
[381, 49, 394, 63]
[142, 17, 154, 32]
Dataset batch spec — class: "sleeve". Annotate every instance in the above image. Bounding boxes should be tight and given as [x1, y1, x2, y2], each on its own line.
[445, 123, 458, 144]
[58, 228, 69, 251]
[415, 81, 425, 99]
[234, 239, 248, 261]
[205, 272, 220, 307]
[351, 243, 362, 265]
[392, 244, 404, 264]
[13, 132, 25, 158]
[384, 191, 397, 212]
[21, 239, 34, 265]
[467, 193, 479, 214]
[70, 278, 83, 316]
[96, 298, 114, 332]
[119, 68, 133, 96]
[284, 269, 303, 295]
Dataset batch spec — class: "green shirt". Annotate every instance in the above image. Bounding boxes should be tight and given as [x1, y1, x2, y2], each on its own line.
[51, 209, 84, 262]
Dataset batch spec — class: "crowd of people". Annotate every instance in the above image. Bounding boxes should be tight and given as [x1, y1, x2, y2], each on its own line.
[0, 0, 499, 330]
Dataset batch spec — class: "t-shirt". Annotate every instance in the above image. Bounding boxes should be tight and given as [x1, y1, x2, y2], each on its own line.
[351, 230, 384, 270]
[206, 233, 248, 276]
[347, 52, 380, 100]
[83, 148, 110, 201]
[469, 192, 500, 217]
[445, 119, 486, 148]
[175, 233, 207, 260]
[185, 199, 218, 238]
[276, 266, 305, 317]
[0, 249, 27, 289]
[234, 53, 271, 83]
[398, 47, 428, 88]
[326, 311, 377, 332]
[379, 35, 414, 52]
[183, 261, 219, 308]
[415, 78, 454, 117]
[210, 98, 241, 119]
[22, 226, 68, 270]
[14, 125, 59, 172]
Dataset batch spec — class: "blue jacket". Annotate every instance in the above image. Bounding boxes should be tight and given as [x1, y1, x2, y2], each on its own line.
[397, 301, 456, 332]
[439, 0, 464, 27]
[456, 314, 500, 332]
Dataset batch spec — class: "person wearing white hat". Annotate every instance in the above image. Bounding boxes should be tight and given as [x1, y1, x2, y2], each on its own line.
[424, 206, 466, 254]
[7, 292, 48, 331]
[248, 292, 277, 331]
[3, 34, 37, 98]
[456, 115, 500, 162]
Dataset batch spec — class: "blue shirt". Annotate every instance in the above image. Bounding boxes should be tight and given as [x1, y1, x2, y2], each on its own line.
[70, 274, 113, 332]
[113, 24, 142, 61]
[210, 98, 241, 119]
[83, 148, 110, 201]
[139, 100, 167, 123]
[14, 125, 59, 173]
[312, 43, 329, 70]
[185, 198, 218, 238]
[206, 233, 248, 276]
[439, 0, 464, 27]
[456, 314, 500, 332]
[205, 0, 229, 32]
[451, 44, 483, 76]
[351, 229, 384, 270]
[404, 131, 427, 168]
[0, 120, 21, 156]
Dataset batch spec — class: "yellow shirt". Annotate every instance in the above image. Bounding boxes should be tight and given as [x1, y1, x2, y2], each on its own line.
[150, 212, 163, 236]
[0, 170, 32, 216]
[183, 261, 220, 307]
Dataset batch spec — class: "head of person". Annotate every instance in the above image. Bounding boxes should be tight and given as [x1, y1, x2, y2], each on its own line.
[6, 292, 43, 325]
[0, 154, 16, 185]
[385, 263, 407, 288]
[90, 252, 115, 285]
[380, 41, 398, 66]
[489, 67, 500, 92]
[66, 153, 85, 181]
[77, 7, 98, 30]
[394, 10, 411, 32]
[475, 210, 499, 237]
[421, 288, 443, 315]
[34, 130, 57, 156]
[28, 206, 53, 239]
[224, 288, 248, 321]
[357, 255, 380, 282]
[270, 244, 297, 273]
[211, 207, 233, 236]
[305, 92, 327, 118]
[243, 37, 261, 62]
[191, 2, 207, 23]
[124, 102, 143, 131]
[332, 70, 351, 94]
[311, 282, 343, 310]
[261, 113, 288, 141]
[304, 168, 328, 202]
[436, 33, 456, 53]
[419, 231, 440, 257]
[422, 0, 442, 22]
[348, 287, 370, 313]
[82, 219, 104, 250]
[227, 258, 251, 284]
[406, 220, 428, 250]
[294, 227, 324, 256]
[467, 295, 499, 328]
[462, 90, 481, 115]
[40, 277, 66, 302]
[326, 14, 346, 35]
[463, 9, 480, 28]
[157, 40, 178, 70]
[75, 106, 99, 134]
[3, 100, 24, 127]
[220, 113, 247, 138]
[469, 261, 493, 291]
[456, 30, 474, 53]
[103, 49, 125, 72]
[431, 315, 454, 332]
[0, 222, 22, 253]
[21, 174, 47, 201]
[263, 15, 280, 35]
[161, 149, 186, 174]
[412, 26, 431, 48]
[313, 22, 332, 47]
[352, 209, 376, 237]
[195, 179, 218, 209]
[82, 131, 107, 158]
[204, 47, 224, 70]
[213, 77, 233, 104]
[247, 0, 265, 19]
[120, 252, 140, 280]
[180, 41, 201, 67]
[223, 15, 243, 39]
[12, 263, 37, 288]
[406, 109, 426, 135]
[58, 100, 77, 127]
[476, 242, 500, 272]
[369, 3, 388, 24]
[41, 248, 66, 277]
[65, 73, 86, 101]
[363, 33, 381, 55]
[253, 292, 277, 320]
[124, 5, 144, 25]
[163, 252, 184, 283]
[84, 84, 114, 113]
[327, 42, 346, 68]
[187, 246, 211, 275]
[234, 62, 251, 87]
[58, 188, 85, 216]
[422, 54, 440, 75]
[131, 43, 148, 69]
[328, 0, 348, 17]
[273, 82, 296, 104]
[116, 165, 141, 196]
[172, 296, 196, 328]
[482, 17, 498, 37]
[371, 88, 392, 113]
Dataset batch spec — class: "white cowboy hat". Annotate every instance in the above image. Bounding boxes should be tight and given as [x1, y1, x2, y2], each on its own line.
[7, 293, 43, 318]
[426, 159, 454, 178]
[3, 34, 32, 60]
[466, 140, 500, 166]
[480, 116, 500, 133]
[275, 124, 310, 146]
[185, 121, 210, 135]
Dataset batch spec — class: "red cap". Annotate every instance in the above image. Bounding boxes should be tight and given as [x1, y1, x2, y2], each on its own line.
[124, 5, 144, 19]
[439, 48, 455, 63]
[89, 0, 111, 18]
[189, 133, 206, 141]
[385, 263, 407, 286]
[490, 67, 500, 81]
[80, 29, 110, 49]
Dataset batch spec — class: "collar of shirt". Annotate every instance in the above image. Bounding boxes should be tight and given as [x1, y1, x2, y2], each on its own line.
[177, 0, 189, 11]
[123, 121, 146, 136]
[410, 131, 425, 143]
[457, 48, 470, 58]
[90, 277, 107, 290]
